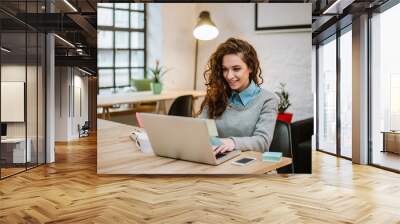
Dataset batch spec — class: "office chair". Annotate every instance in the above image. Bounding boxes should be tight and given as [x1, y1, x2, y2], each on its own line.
[79, 121, 90, 138]
[291, 118, 313, 173]
[168, 95, 193, 117]
[269, 120, 294, 173]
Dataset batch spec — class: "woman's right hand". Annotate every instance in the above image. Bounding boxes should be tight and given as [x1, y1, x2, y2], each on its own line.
[213, 138, 236, 154]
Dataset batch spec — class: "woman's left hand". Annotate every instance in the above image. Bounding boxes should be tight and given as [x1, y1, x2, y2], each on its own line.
[214, 138, 236, 154]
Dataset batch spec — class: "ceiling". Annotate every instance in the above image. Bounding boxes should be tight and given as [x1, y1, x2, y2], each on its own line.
[0, 0, 97, 74]
[311, 0, 391, 43]
[1, 0, 395, 74]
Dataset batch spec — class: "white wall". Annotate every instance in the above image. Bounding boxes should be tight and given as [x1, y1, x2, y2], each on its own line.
[55, 67, 69, 141]
[147, 3, 313, 121]
[72, 73, 89, 138]
[55, 67, 89, 141]
[147, 3, 197, 91]
[195, 3, 313, 121]
[1, 65, 39, 136]
[1, 65, 27, 138]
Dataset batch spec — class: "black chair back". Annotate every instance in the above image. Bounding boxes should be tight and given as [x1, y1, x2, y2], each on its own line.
[291, 117, 313, 173]
[291, 118, 313, 144]
[269, 120, 294, 173]
[82, 121, 90, 130]
[168, 95, 193, 117]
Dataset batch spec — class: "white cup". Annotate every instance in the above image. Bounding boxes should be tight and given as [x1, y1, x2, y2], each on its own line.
[136, 132, 154, 154]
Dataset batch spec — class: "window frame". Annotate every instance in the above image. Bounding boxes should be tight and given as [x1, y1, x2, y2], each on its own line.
[97, 3, 147, 92]
[315, 24, 353, 161]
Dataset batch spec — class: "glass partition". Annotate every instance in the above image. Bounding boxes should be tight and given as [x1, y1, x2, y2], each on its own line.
[1, 30, 28, 177]
[0, 0, 46, 179]
[317, 36, 337, 155]
[27, 31, 38, 169]
[38, 32, 46, 165]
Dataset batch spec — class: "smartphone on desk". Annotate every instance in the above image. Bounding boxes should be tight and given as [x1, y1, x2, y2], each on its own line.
[231, 157, 256, 166]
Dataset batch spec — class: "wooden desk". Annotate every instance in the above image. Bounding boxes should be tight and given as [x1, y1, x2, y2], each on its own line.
[97, 119, 292, 174]
[1, 138, 32, 163]
[382, 131, 400, 154]
[97, 90, 206, 119]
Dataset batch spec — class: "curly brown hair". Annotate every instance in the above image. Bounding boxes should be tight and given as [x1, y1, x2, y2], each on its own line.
[197, 37, 263, 119]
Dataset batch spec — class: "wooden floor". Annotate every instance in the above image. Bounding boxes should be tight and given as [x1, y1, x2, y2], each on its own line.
[372, 150, 400, 171]
[1, 163, 45, 178]
[1, 167, 26, 178]
[1, 135, 400, 223]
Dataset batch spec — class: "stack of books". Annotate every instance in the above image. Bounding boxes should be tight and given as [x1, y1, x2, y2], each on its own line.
[262, 152, 282, 162]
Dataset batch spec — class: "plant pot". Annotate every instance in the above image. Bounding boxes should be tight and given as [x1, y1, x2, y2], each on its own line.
[151, 82, 163, 95]
[277, 113, 293, 123]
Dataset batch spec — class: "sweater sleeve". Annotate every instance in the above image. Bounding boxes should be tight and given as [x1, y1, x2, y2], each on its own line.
[230, 96, 278, 152]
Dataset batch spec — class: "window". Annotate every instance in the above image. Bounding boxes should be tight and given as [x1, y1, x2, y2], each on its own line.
[97, 3, 146, 94]
[339, 28, 352, 158]
[370, 2, 400, 171]
[317, 36, 337, 155]
[316, 24, 353, 160]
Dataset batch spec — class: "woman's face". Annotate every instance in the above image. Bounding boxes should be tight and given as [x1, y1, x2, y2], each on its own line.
[222, 54, 251, 92]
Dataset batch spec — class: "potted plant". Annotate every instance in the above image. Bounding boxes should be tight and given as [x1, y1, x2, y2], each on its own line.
[275, 83, 293, 123]
[148, 60, 169, 95]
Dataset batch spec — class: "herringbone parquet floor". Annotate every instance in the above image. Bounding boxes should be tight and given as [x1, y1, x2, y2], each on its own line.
[1, 134, 400, 223]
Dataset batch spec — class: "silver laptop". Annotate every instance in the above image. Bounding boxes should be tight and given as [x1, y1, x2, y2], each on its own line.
[139, 113, 240, 165]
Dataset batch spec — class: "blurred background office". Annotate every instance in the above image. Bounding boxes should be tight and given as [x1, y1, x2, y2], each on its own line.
[0, 0, 97, 179]
[97, 3, 313, 126]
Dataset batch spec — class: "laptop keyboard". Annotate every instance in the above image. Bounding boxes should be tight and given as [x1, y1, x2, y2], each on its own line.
[215, 152, 228, 159]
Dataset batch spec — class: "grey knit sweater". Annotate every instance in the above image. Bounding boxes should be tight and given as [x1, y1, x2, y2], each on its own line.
[198, 89, 279, 152]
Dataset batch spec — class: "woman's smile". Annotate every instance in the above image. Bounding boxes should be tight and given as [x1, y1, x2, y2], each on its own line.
[227, 79, 239, 87]
[223, 54, 251, 92]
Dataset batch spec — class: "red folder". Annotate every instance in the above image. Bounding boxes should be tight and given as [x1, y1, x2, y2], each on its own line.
[135, 112, 144, 128]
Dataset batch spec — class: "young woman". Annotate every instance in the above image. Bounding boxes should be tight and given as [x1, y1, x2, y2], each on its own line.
[197, 37, 278, 154]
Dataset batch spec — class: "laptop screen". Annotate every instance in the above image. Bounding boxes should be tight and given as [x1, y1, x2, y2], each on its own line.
[1, 123, 7, 137]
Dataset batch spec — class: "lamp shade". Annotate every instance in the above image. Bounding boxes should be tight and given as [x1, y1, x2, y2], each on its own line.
[193, 11, 219, 41]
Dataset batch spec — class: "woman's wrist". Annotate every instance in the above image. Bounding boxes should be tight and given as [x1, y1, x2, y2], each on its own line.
[228, 137, 237, 149]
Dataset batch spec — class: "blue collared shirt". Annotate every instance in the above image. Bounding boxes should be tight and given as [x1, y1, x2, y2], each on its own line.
[229, 81, 261, 107]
